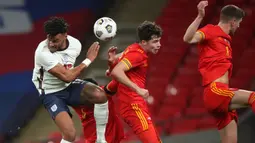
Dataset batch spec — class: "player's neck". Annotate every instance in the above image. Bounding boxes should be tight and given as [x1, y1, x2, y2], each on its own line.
[138, 43, 148, 53]
[217, 22, 230, 35]
[59, 39, 69, 51]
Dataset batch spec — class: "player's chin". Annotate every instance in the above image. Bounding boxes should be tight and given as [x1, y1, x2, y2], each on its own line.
[49, 47, 58, 53]
[152, 49, 159, 54]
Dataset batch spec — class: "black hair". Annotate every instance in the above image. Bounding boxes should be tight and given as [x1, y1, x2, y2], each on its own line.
[137, 21, 162, 42]
[220, 5, 245, 22]
[44, 17, 69, 36]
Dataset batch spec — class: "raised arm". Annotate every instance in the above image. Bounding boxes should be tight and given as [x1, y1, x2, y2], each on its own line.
[39, 42, 100, 83]
[183, 1, 208, 44]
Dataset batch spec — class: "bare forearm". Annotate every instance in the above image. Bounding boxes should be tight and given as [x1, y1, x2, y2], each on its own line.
[183, 16, 204, 42]
[111, 69, 139, 92]
[65, 63, 86, 82]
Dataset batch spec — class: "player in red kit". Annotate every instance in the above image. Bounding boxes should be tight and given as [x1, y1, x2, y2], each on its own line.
[73, 79, 124, 143]
[183, 1, 255, 143]
[111, 21, 162, 143]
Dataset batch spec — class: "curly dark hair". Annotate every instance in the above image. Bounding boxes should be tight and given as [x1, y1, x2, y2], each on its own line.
[137, 21, 162, 42]
[44, 17, 69, 36]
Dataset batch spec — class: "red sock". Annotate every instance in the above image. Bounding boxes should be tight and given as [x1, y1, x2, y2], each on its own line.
[248, 92, 255, 112]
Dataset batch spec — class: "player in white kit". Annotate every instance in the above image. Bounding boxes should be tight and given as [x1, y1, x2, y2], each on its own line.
[32, 17, 109, 143]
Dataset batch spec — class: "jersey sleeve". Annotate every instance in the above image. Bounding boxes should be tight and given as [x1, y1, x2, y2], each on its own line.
[105, 80, 118, 93]
[74, 40, 82, 58]
[36, 51, 59, 71]
[197, 25, 214, 41]
[120, 51, 145, 70]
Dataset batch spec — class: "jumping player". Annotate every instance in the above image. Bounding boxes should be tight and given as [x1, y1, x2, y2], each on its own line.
[32, 17, 109, 143]
[110, 21, 162, 143]
[183, 1, 255, 143]
[73, 79, 124, 143]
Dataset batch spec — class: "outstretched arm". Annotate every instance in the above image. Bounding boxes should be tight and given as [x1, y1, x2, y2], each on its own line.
[39, 42, 100, 83]
[183, 1, 208, 44]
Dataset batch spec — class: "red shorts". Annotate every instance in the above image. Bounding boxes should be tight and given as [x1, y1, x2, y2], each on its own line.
[203, 82, 238, 130]
[118, 101, 161, 143]
[73, 98, 124, 143]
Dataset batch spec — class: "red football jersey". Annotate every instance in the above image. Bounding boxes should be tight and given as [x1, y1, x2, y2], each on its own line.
[197, 24, 233, 86]
[117, 43, 148, 103]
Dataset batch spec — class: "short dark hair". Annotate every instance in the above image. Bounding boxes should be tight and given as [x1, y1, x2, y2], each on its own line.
[137, 21, 162, 42]
[44, 17, 69, 36]
[220, 5, 245, 22]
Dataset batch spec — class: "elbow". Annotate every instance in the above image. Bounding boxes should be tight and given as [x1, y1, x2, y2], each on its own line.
[110, 68, 118, 78]
[111, 68, 120, 78]
[183, 36, 191, 43]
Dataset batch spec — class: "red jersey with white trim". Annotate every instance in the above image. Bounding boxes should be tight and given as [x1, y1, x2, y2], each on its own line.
[117, 43, 148, 103]
[197, 24, 233, 86]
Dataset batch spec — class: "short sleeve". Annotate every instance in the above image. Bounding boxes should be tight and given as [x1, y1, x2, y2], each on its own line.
[36, 51, 59, 71]
[197, 25, 214, 41]
[106, 80, 118, 93]
[74, 40, 82, 58]
[121, 51, 145, 70]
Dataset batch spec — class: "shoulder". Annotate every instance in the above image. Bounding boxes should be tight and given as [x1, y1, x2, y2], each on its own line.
[67, 35, 82, 54]
[124, 43, 145, 55]
[202, 24, 214, 29]
[68, 35, 81, 47]
[35, 40, 49, 57]
[35, 40, 55, 62]
[36, 39, 47, 51]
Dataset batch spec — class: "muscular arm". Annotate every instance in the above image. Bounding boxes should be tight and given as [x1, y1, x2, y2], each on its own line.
[42, 41, 99, 83]
[49, 63, 87, 83]
[115, 52, 123, 59]
[183, 16, 204, 44]
[111, 62, 139, 92]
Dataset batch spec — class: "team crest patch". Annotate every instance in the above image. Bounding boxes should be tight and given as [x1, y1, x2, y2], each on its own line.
[51, 104, 57, 112]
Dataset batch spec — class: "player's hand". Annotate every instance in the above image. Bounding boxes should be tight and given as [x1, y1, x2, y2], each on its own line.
[136, 88, 149, 99]
[86, 42, 100, 62]
[108, 46, 117, 65]
[197, 1, 208, 18]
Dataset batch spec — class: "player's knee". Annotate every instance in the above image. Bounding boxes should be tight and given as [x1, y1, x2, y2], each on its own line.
[221, 130, 237, 143]
[225, 131, 237, 143]
[222, 135, 237, 143]
[62, 126, 76, 141]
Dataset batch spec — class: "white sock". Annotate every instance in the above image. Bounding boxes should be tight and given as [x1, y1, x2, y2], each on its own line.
[60, 139, 72, 143]
[94, 101, 109, 142]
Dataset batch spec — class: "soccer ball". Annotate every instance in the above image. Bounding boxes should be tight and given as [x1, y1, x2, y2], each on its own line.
[93, 17, 117, 41]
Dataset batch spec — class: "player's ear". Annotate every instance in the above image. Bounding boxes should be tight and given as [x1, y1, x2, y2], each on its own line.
[230, 19, 235, 27]
[141, 40, 147, 46]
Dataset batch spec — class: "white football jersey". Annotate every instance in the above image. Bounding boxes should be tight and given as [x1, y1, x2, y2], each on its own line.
[32, 35, 82, 95]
